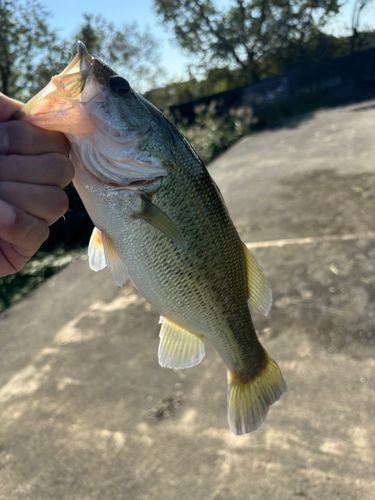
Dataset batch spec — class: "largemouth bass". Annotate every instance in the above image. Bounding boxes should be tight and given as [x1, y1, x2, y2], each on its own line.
[15, 41, 286, 435]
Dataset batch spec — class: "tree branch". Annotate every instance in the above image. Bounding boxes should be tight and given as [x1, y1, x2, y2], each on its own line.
[197, 2, 248, 69]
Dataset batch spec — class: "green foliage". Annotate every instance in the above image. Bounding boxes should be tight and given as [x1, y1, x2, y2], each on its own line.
[145, 80, 198, 110]
[0, 0, 69, 100]
[145, 66, 257, 110]
[153, 0, 342, 86]
[258, 30, 351, 77]
[179, 103, 256, 164]
[145, 29, 357, 111]
[75, 14, 164, 92]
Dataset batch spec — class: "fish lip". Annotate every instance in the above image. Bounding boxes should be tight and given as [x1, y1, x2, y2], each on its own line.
[71, 41, 86, 61]
[70, 41, 93, 74]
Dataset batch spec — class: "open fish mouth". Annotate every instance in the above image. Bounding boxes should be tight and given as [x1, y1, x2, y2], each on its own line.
[38, 40, 95, 102]
[12, 41, 93, 122]
[13, 40, 172, 186]
[12, 41, 98, 131]
[68, 41, 94, 76]
[70, 41, 91, 65]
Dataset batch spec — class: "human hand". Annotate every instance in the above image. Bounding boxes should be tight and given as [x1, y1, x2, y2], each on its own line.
[0, 93, 74, 277]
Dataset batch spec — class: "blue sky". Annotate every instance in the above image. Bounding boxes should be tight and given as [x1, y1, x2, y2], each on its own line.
[46, 0, 375, 88]
[47, 0, 194, 86]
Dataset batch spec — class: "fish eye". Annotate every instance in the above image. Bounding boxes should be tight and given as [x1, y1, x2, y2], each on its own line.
[109, 76, 131, 94]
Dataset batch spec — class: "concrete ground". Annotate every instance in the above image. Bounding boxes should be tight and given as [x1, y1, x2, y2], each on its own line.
[0, 100, 375, 500]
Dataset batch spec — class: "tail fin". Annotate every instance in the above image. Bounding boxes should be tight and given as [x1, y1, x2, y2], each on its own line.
[227, 350, 287, 435]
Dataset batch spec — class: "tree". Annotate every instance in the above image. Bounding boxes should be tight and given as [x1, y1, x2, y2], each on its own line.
[75, 14, 164, 92]
[0, 3, 164, 101]
[153, 0, 342, 84]
[351, 0, 373, 52]
[0, 0, 69, 100]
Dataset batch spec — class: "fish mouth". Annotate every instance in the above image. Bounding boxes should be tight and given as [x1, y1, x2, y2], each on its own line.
[70, 41, 88, 63]
[11, 41, 97, 125]
[69, 41, 93, 75]
[52, 40, 94, 95]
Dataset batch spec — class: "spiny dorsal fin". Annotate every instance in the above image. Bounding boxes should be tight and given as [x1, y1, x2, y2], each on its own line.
[88, 227, 107, 272]
[133, 194, 187, 250]
[243, 243, 272, 316]
[158, 316, 205, 369]
[101, 231, 129, 287]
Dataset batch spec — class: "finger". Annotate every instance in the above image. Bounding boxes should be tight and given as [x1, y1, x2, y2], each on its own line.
[0, 153, 74, 188]
[0, 182, 69, 225]
[0, 120, 70, 156]
[0, 93, 23, 121]
[0, 199, 49, 275]
[0, 239, 34, 276]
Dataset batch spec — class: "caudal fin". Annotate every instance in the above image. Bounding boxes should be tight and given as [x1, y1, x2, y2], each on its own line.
[227, 351, 287, 435]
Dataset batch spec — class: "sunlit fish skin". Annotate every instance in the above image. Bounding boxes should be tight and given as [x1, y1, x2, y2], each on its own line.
[17, 41, 286, 435]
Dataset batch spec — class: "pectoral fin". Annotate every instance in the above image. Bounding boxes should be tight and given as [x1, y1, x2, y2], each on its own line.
[88, 227, 107, 272]
[101, 231, 129, 287]
[158, 316, 205, 369]
[134, 195, 187, 250]
[243, 243, 272, 316]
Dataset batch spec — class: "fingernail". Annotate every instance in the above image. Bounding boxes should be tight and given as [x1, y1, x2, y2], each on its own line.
[0, 199, 16, 226]
[0, 127, 8, 153]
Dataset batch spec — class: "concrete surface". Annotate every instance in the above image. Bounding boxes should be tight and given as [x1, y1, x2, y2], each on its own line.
[1, 101, 375, 500]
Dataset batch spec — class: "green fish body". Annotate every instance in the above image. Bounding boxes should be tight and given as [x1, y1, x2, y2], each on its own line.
[18, 41, 286, 434]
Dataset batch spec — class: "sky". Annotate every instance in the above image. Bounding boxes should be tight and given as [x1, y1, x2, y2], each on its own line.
[47, 0, 194, 86]
[45, 0, 375, 89]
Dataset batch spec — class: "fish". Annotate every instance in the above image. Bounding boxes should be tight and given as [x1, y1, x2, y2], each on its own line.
[15, 41, 286, 435]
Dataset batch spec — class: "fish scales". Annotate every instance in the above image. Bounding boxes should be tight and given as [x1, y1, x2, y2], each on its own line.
[15, 41, 287, 434]
[108, 131, 261, 375]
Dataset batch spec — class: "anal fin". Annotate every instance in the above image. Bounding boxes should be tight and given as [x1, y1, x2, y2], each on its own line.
[243, 243, 272, 316]
[158, 316, 205, 369]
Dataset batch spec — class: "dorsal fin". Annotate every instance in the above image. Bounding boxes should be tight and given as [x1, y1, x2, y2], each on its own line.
[242, 243, 272, 316]
[158, 316, 205, 369]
